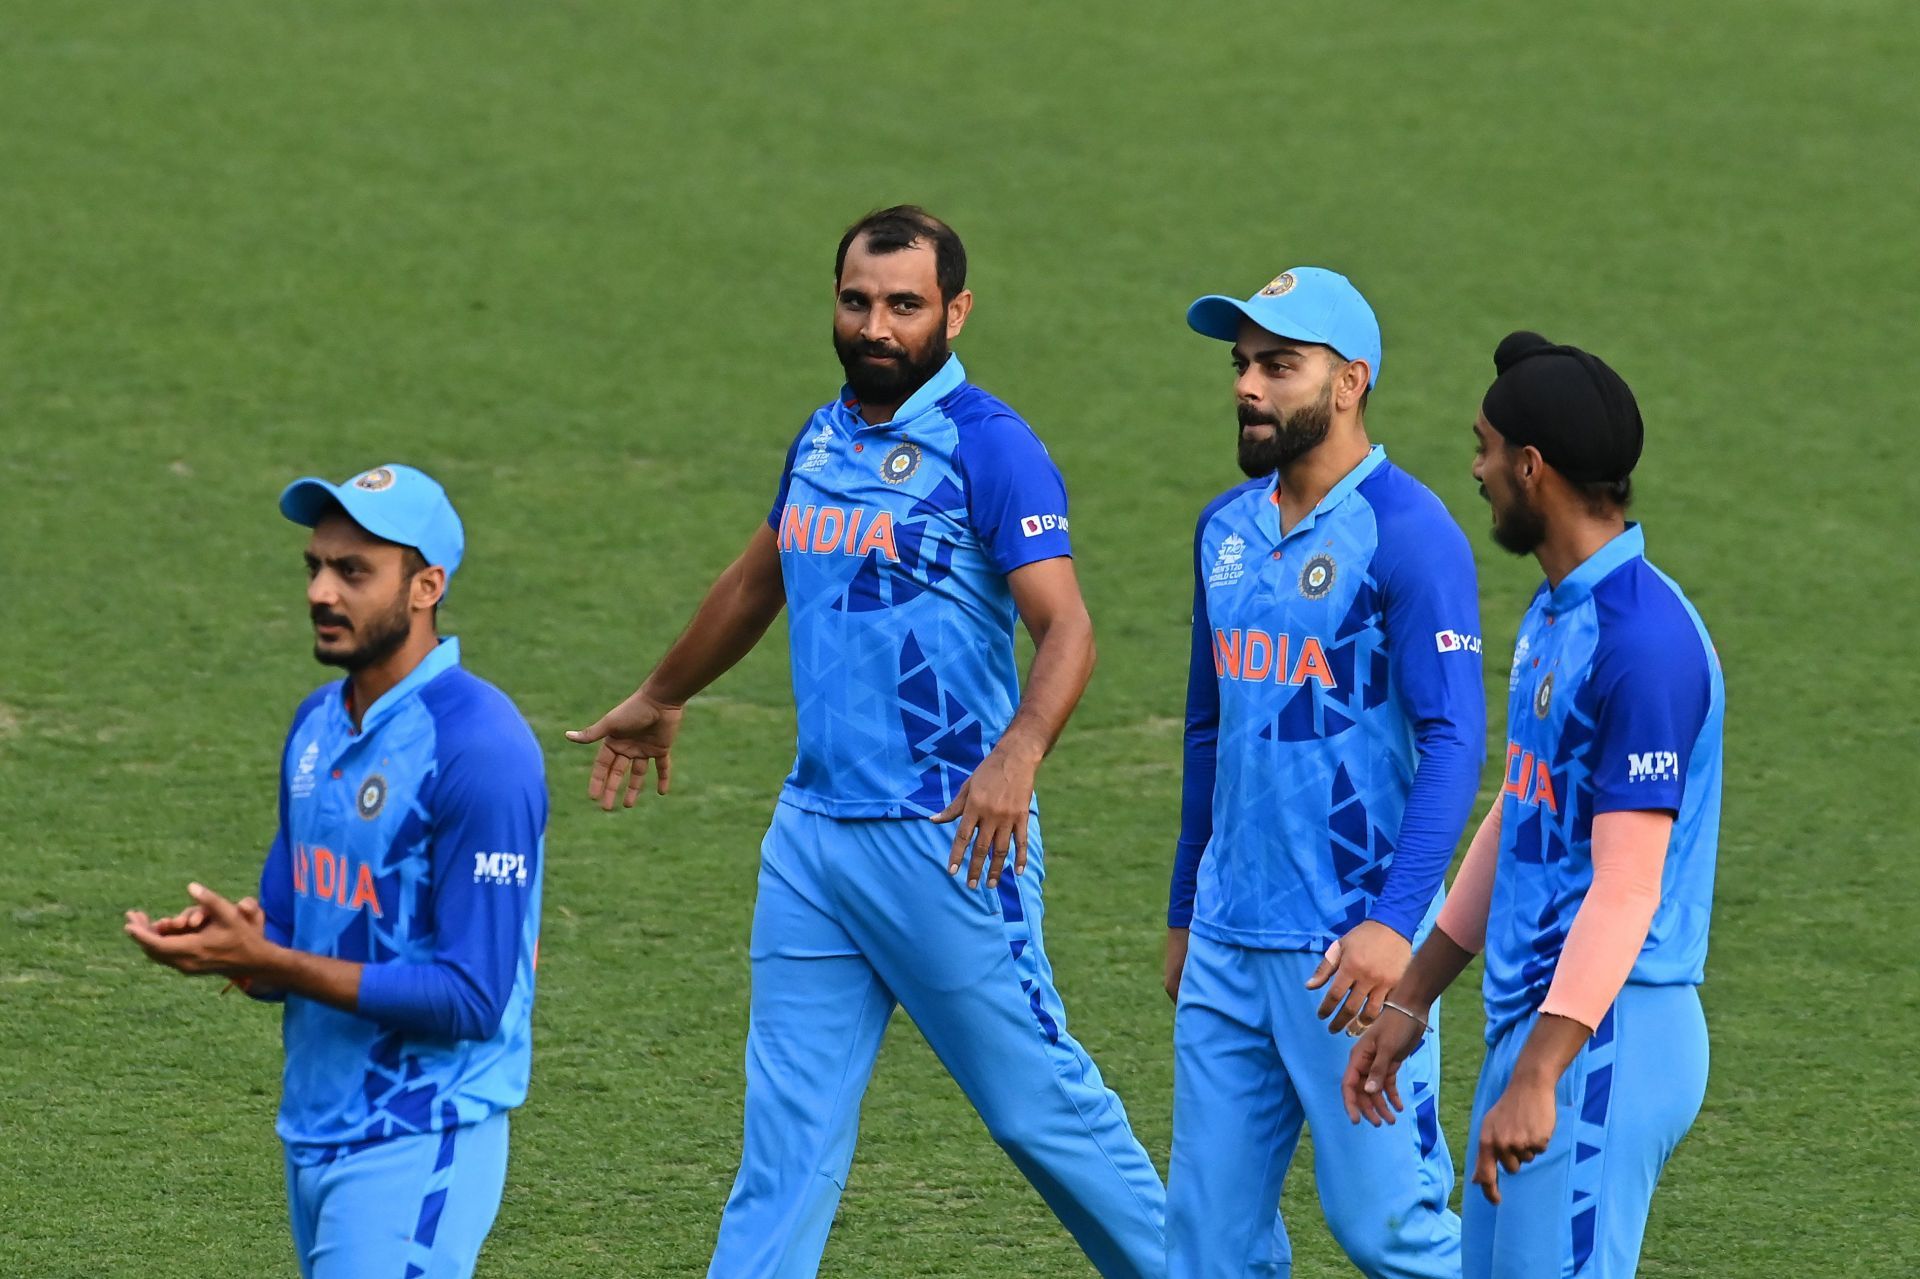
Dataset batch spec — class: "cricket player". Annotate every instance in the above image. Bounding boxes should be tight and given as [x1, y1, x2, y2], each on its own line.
[1166, 268, 1485, 1277]
[568, 206, 1166, 1277]
[125, 464, 546, 1279]
[1344, 332, 1723, 1278]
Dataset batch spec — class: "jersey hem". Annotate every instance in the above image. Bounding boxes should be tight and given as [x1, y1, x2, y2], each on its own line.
[1189, 918, 1335, 952]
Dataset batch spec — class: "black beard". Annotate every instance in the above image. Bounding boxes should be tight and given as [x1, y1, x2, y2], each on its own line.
[1484, 484, 1548, 555]
[1236, 384, 1333, 479]
[834, 328, 949, 407]
[312, 592, 412, 671]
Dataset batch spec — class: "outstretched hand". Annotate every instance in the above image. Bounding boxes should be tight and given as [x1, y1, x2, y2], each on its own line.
[566, 688, 685, 811]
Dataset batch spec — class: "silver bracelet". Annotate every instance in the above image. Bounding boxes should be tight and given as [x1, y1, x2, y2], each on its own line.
[1381, 999, 1430, 1034]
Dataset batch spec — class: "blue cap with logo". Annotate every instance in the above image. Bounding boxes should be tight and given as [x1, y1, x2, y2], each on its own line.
[279, 463, 465, 582]
[1186, 266, 1383, 388]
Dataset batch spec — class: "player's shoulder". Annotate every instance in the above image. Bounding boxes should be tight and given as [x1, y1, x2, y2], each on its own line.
[1590, 556, 1713, 671]
[941, 383, 1044, 449]
[287, 682, 337, 737]
[1196, 476, 1270, 538]
[418, 666, 545, 779]
[1359, 460, 1473, 565]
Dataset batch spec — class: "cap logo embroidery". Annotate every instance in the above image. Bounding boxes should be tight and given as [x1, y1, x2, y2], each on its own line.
[352, 467, 396, 492]
[1258, 271, 1297, 298]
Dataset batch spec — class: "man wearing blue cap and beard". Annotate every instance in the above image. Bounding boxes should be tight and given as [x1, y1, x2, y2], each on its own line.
[1165, 269, 1484, 1277]
[125, 464, 546, 1279]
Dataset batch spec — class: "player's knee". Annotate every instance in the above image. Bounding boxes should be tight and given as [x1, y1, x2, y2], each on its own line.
[1324, 1210, 1404, 1275]
[981, 1107, 1048, 1163]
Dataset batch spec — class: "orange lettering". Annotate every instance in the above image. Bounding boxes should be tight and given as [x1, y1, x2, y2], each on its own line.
[1531, 757, 1558, 814]
[842, 508, 865, 553]
[313, 847, 336, 901]
[812, 506, 845, 553]
[1243, 630, 1273, 682]
[292, 844, 309, 895]
[1215, 628, 1242, 679]
[1501, 743, 1528, 803]
[1272, 634, 1291, 683]
[779, 504, 814, 552]
[348, 862, 384, 917]
[856, 511, 898, 561]
[1292, 636, 1335, 687]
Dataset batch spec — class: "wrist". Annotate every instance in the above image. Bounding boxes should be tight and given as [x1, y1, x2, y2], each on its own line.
[996, 725, 1048, 769]
[637, 679, 686, 710]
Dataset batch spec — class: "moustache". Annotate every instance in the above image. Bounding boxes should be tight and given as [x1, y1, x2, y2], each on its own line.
[1237, 405, 1281, 429]
[853, 340, 910, 361]
[311, 608, 352, 630]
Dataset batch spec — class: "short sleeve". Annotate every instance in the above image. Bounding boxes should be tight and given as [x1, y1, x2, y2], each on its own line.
[1587, 622, 1712, 816]
[953, 414, 1073, 573]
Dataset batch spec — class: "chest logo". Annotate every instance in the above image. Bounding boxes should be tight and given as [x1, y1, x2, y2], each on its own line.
[1299, 553, 1336, 600]
[291, 740, 320, 801]
[351, 467, 395, 491]
[798, 423, 835, 474]
[1533, 671, 1554, 719]
[356, 774, 388, 820]
[1209, 533, 1247, 588]
[880, 442, 922, 485]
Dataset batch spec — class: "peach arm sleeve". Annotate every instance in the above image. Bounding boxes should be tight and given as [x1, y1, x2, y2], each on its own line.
[1435, 803, 1502, 953]
[1538, 809, 1674, 1031]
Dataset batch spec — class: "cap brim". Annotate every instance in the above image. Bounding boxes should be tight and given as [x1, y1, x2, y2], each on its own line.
[279, 477, 342, 527]
[1186, 295, 1258, 341]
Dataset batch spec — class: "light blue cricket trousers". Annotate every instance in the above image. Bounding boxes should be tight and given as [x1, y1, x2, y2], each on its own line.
[1463, 983, 1707, 1279]
[1168, 934, 1461, 1278]
[284, 1111, 509, 1279]
[707, 801, 1167, 1278]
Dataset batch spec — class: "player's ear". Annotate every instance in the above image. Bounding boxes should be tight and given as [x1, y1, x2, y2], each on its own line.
[1334, 358, 1370, 414]
[413, 565, 447, 612]
[944, 288, 973, 340]
[1517, 444, 1546, 489]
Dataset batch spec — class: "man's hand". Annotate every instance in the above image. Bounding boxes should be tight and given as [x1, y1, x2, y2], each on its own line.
[125, 884, 273, 978]
[1471, 1073, 1559, 1204]
[1341, 1002, 1428, 1125]
[1306, 920, 1413, 1034]
[933, 735, 1041, 890]
[566, 688, 685, 811]
[1164, 927, 1190, 1002]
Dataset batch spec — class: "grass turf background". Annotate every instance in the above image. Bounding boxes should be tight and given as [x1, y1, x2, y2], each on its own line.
[2, 2, 1916, 1274]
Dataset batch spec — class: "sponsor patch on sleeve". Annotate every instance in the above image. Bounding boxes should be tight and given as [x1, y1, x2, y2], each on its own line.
[1434, 629, 1483, 654]
[1020, 513, 1069, 537]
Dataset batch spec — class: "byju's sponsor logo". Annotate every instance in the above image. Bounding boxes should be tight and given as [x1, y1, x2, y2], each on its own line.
[1626, 750, 1680, 783]
[1434, 629, 1482, 654]
[1019, 513, 1068, 537]
[473, 851, 529, 887]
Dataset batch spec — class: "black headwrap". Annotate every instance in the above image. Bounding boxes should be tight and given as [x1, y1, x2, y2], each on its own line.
[1481, 331, 1643, 484]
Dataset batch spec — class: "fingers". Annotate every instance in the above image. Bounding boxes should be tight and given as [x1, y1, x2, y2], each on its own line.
[1342, 1046, 1373, 1125]
[1472, 1144, 1501, 1205]
[187, 883, 238, 922]
[622, 754, 647, 809]
[1329, 979, 1383, 1035]
[125, 910, 152, 931]
[931, 784, 968, 826]
[587, 745, 618, 803]
[946, 813, 977, 877]
[965, 819, 999, 889]
[236, 897, 263, 924]
[598, 753, 630, 812]
[655, 751, 672, 796]
[983, 824, 1012, 890]
[1304, 939, 1342, 991]
[1316, 969, 1357, 1025]
[1012, 816, 1030, 877]
[565, 717, 609, 746]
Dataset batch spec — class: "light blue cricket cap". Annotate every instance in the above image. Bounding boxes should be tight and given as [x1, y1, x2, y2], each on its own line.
[278, 463, 465, 582]
[1186, 266, 1383, 387]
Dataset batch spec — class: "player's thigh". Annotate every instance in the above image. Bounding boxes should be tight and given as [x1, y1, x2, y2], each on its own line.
[1468, 1020, 1590, 1279]
[305, 1117, 508, 1279]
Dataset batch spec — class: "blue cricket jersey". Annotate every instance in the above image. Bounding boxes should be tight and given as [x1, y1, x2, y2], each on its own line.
[1482, 524, 1723, 1041]
[258, 637, 548, 1150]
[766, 355, 1073, 818]
[1171, 447, 1486, 949]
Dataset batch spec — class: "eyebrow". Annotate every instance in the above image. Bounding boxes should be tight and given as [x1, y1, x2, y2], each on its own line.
[1231, 344, 1306, 363]
[838, 286, 929, 305]
[304, 551, 373, 570]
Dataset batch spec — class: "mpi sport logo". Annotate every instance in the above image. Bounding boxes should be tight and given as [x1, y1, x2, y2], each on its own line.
[1627, 750, 1681, 784]
[473, 851, 530, 887]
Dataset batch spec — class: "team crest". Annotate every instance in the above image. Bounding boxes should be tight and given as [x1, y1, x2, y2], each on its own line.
[352, 467, 395, 492]
[1533, 672, 1554, 719]
[1299, 553, 1336, 599]
[880, 442, 922, 485]
[1258, 271, 1298, 298]
[356, 774, 388, 820]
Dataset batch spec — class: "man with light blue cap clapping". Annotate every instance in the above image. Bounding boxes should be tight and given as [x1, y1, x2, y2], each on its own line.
[1165, 269, 1483, 1277]
[125, 462, 547, 1279]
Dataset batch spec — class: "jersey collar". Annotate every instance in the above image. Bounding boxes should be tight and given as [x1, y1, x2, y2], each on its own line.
[337, 636, 462, 736]
[1546, 523, 1645, 611]
[837, 354, 966, 433]
[1268, 444, 1388, 543]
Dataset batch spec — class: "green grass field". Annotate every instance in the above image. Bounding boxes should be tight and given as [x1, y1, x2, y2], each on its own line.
[4, 2, 1917, 1274]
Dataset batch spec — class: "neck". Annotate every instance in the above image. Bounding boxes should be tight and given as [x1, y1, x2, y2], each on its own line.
[858, 398, 903, 426]
[1534, 511, 1628, 589]
[1275, 422, 1371, 534]
[345, 628, 440, 729]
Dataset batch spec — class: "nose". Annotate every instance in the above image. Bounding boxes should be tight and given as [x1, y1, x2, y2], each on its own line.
[1233, 367, 1262, 403]
[308, 572, 339, 610]
[861, 309, 893, 345]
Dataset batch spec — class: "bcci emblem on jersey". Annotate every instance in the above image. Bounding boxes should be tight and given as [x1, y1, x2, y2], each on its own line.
[356, 774, 387, 820]
[1534, 671, 1554, 719]
[1299, 553, 1336, 600]
[880, 442, 922, 485]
